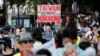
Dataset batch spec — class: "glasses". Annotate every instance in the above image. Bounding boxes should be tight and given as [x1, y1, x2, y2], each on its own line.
[19, 40, 34, 44]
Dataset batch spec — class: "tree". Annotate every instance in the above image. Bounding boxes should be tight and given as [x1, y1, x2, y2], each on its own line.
[8, 0, 27, 26]
[27, 0, 38, 15]
[50, 0, 64, 4]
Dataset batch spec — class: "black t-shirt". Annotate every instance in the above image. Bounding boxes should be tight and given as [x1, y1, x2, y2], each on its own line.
[42, 39, 47, 44]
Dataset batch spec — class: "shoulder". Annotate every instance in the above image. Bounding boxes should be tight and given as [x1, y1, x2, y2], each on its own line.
[55, 48, 65, 56]
[84, 47, 96, 56]
[76, 46, 86, 56]
[85, 47, 96, 53]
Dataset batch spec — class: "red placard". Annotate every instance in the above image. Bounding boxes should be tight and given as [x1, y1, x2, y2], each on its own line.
[37, 5, 61, 22]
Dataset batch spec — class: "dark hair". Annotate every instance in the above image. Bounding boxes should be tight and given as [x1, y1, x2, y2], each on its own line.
[0, 30, 8, 34]
[79, 41, 91, 50]
[31, 28, 44, 43]
[62, 27, 77, 40]
[45, 23, 51, 26]
[4, 42, 12, 51]
[55, 31, 63, 48]
[11, 27, 15, 33]
[2, 37, 12, 51]
[36, 49, 51, 56]
[67, 18, 76, 27]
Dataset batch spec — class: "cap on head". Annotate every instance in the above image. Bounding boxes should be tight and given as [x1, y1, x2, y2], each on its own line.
[85, 31, 92, 38]
[1, 30, 8, 34]
[18, 33, 33, 42]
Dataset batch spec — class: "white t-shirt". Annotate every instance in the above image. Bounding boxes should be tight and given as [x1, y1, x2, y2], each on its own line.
[84, 47, 96, 56]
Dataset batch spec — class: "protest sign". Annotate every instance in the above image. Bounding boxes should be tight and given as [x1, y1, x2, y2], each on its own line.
[37, 5, 61, 22]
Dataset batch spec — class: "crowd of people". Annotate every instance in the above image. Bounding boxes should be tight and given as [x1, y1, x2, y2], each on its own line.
[0, 13, 100, 56]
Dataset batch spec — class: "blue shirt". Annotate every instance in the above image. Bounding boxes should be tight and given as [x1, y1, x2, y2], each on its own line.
[43, 31, 54, 41]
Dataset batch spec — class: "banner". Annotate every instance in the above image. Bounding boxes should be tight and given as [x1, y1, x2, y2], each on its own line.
[37, 5, 61, 22]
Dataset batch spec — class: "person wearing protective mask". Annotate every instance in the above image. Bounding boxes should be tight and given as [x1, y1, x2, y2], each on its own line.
[56, 27, 85, 56]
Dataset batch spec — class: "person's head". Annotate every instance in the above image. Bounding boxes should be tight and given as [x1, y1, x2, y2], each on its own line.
[4, 42, 12, 51]
[85, 31, 93, 41]
[21, 28, 26, 33]
[62, 27, 77, 45]
[36, 49, 51, 56]
[16, 28, 20, 35]
[79, 41, 91, 50]
[32, 28, 44, 43]
[43, 23, 51, 31]
[18, 33, 34, 51]
[1, 30, 8, 38]
[93, 26, 97, 31]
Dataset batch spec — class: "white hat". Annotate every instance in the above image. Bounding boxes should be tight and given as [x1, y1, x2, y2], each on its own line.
[85, 31, 92, 38]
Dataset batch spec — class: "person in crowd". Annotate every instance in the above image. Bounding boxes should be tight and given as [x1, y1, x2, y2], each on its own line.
[97, 39, 100, 56]
[84, 42, 96, 56]
[79, 41, 96, 56]
[92, 27, 99, 43]
[97, 49, 100, 56]
[79, 42, 91, 50]
[43, 23, 54, 41]
[32, 28, 47, 47]
[32, 31, 42, 47]
[98, 31, 100, 40]
[2, 42, 14, 56]
[20, 27, 26, 34]
[1, 29, 11, 50]
[1, 30, 9, 38]
[13, 33, 34, 56]
[85, 31, 93, 41]
[0, 42, 4, 56]
[15, 27, 20, 36]
[56, 27, 85, 56]
[31, 28, 47, 54]
[53, 22, 61, 33]
[8, 27, 17, 50]
[2, 26, 11, 32]
[9, 27, 16, 38]
[55, 30, 63, 48]
[84, 30, 98, 50]
[0, 33, 2, 38]
[36, 49, 51, 56]
[80, 30, 87, 42]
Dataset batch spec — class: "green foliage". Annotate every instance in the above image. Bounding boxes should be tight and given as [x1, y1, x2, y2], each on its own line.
[7, 0, 15, 7]
[8, 0, 27, 7]
[30, 0, 38, 11]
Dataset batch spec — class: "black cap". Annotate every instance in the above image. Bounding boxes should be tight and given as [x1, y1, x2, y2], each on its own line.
[1, 30, 8, 34]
